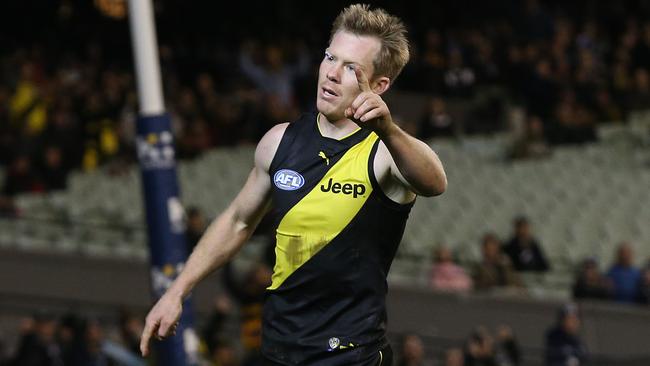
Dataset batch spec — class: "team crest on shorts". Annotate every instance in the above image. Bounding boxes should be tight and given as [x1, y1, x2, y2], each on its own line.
[274, 169, 305, 191]
[328, 337, 340, 350]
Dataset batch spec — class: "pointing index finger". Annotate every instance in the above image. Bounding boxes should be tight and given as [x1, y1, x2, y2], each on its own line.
[353, 65, 372, 93]
[140, 320, 157, 356]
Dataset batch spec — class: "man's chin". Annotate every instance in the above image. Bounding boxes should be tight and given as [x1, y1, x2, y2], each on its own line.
[316, 102, 344, 122]
[316, 104, 333, 119]
[319, 111, 345, 123]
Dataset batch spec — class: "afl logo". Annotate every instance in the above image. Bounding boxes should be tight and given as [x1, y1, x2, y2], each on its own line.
[274, 169, 305, 191]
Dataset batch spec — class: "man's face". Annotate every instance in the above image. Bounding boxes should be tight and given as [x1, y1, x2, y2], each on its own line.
[316, 31, 381, 121]
[563, 313, 580, 335]
[618, 244, 633, 267]
[403, 335, 424, 361]
[482, 237, 500, 262]
[516, 222, 530, 240]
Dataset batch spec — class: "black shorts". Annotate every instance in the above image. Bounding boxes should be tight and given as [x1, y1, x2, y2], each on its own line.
[261, 343, 393, 366]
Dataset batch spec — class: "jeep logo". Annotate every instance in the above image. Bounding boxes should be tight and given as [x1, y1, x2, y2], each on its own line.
[320, 178, 366, 198]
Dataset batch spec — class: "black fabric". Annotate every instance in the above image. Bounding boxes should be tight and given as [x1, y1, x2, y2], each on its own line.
[263, 184, 410, 365]
[268, 111, 371, 226]
[261, 342, 393, 366]
[262, 112, 411, 365]
[367, 138, 415, 212]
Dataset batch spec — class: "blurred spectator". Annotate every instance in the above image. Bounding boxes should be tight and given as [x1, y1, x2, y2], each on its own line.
[429, 245, 473, 292]
[443, 49, 476, 99]
[519, 0, 554, 41]
[9, 61, 47, 137]
[463, 325, 520, 366]
[185, 206, 208, 253]
[444, 347, 465, 366]
[202, 294, 235, 358]
[625, 68, 650, 111]
[544, 303, 588, 366]
[39, 145, 69, 191]
[636, 262, 650, 305]
[572, 257, 613, 300]
[494, 325, 521, 366]
[0, 196, 19, 217]
[211, 339, 240, 366]
[508, 115, 551, 160]
[72, 319, 114, 366]
[606, 242, 641, 303]
[397, 333, 433, 366]
[416, 29, 447, 93]
[502, 217, 550, 272]
[177, 118, 214, 160]
[239, 41, 309, 111]
[523, 58, 558, 120]
[632, 23, 650, 70]
[473, 233, 523, 290]
[10, 312, 63, 366]
[593, 88, 623, 123]
[89, 319, 146, 366]
[2, 153, 44, 196]
[118, 309, 144, 357]
[56, 314, 83, 366]
[418, 96, 456, 139]
[222, 261, 272, 366]
[547, 89, 597, 145]
[463, 326, 495, 366]
[44, 103, 84, 168]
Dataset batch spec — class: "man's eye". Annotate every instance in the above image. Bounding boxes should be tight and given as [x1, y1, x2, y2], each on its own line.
[324, 53, 334, 61]
[345, 64, 355, 71]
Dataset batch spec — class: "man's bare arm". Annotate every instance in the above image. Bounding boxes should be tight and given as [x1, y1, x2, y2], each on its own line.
[348, 66, 447, 197]
[140, 123, 287, 356]
[377, 126, 447, 197]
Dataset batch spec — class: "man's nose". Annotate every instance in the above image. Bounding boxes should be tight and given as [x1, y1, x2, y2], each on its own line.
[326, 65, 340, 83]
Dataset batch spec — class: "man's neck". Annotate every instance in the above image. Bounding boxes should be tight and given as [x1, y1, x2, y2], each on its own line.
[318, 114, 360, 140]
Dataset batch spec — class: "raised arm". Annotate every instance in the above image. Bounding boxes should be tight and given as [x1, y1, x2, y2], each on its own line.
[347, 66, 447, 197]
[375, 124, 447, 197]
[140, 123, 287, 356]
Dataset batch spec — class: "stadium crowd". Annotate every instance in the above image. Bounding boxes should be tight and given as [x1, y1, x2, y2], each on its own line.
[428, 216, 650, 306]
[0, 278, 589, 366]
[2, 0, 650, 198]
[2, 0, 650, 365]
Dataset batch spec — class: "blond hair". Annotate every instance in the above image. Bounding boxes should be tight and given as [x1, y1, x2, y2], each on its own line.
[330, 4, 410, 82]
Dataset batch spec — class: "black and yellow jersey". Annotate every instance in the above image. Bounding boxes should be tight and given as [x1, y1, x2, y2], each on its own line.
[262, 112, 413, 365]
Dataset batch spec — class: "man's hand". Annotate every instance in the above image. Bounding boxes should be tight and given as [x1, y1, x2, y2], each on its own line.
[140, 292, 183, 356]
[344, 66, 394, 134]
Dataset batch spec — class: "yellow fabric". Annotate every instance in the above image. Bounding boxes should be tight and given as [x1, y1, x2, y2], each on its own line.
[83, 147, 98, 171]
[10, 82, 48, 134]
[9, 82, 36, 118]
[26, 103, 47, 135]
[100, 122, 119, 155]
[269, 133, 378, 289]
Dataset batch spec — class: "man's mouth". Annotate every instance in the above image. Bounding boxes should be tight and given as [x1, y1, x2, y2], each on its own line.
[321, 86, 338, 97]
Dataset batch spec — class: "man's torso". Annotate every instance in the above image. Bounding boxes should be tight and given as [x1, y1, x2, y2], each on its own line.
[261, 112, 412, 365]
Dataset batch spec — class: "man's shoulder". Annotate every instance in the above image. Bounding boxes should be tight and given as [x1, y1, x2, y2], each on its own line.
[262, 111, 317, 146]
[255, 123, 290, 171]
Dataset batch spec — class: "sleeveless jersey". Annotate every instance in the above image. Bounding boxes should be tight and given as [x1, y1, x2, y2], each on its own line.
[262, 111, 413, 365]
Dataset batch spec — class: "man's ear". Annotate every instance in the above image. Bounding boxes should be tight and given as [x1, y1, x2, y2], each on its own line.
[372, 76, 391, 95]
